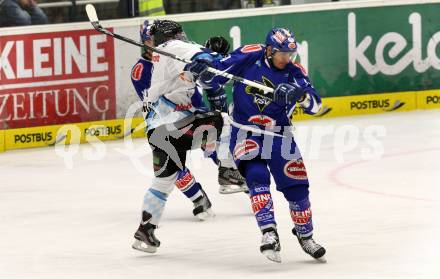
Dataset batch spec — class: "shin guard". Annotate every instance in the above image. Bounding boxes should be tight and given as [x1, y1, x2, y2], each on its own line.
[175, 168, 203, 202]
[289, 197, 313, 238]
[249, 185, 276, 231]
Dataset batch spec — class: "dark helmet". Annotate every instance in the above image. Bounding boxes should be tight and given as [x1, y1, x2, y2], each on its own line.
[149, 20, 186, 46]
[204, 36, 230, 56]
[265, 28, 297, 53]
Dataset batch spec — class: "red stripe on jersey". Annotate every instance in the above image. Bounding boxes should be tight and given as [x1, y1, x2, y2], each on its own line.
[241, 44, 262, 53]
[132, 63, 144, 81]
[293, 62, 308, 76]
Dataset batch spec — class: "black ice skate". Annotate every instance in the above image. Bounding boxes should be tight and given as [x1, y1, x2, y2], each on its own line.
[218, 166, 249, 194]
[292, 228, 326, 262]
[192, 189, 215, 220]
[260, 228, 281, 263]
[132, 211, 160, 253]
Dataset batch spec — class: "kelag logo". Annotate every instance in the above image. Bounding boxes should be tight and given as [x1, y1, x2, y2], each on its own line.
[349, 12, 440, 77]
[350, 99, 405, 111]
[0, 29, 116, 129]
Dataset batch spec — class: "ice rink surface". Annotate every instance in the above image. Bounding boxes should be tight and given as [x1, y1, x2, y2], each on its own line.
[1, 110, 439, 279]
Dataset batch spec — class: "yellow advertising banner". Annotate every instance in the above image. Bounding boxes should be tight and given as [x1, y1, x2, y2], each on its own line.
[293, 91, 417, 121]
[416, 89, 440, 109]
[0, 130, 5, 153]
[4, 125, 63, 150]
[4, 119, 147, 151]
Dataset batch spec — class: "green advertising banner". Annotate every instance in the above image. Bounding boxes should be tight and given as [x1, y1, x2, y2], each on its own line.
[181, 3, 440, 97]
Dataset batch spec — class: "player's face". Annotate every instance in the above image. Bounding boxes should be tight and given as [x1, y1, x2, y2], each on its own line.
[271, 50, 297, 69]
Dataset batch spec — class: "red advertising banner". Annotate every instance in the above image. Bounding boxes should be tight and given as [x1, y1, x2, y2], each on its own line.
[0, 29, 116, 129]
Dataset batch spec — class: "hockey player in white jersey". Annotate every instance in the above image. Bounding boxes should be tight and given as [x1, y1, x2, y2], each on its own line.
[137, 20, 246, 195]
[130, 20, 243, 253]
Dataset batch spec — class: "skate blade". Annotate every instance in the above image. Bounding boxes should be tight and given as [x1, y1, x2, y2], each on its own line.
[219, 185, 249, 195]
[262, 250, 282, 263]
[196, 208, 215, 221]
[132, 240, 157, 253]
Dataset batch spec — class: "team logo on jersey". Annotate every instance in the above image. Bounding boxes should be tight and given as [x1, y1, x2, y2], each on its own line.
[245, 76, 275, 111]
[284, 159, 308, 180]
[241, 44, 262, 53]
[233, 139, 259, 160]
[248, 115, 276, 128]
[131, 63, 144, 81]
[174, 103, 193, 111]
[290, 208, 312, 225]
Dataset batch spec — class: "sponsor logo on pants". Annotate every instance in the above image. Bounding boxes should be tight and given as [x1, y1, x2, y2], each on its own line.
[290, 208, 312, 225]
[251, 193, 272, 213]
[284, 159, 308, 180]
[233, 139, 259, 160]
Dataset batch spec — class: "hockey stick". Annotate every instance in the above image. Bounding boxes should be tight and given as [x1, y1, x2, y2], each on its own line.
[85, 4, 274, 95]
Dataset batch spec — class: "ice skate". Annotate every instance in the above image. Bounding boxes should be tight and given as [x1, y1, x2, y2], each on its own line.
[260, 228, 281, 263]
[292, 228, 326, 262]
[132, 212, 160, 253]
[218, 166, 248, 194]
[192, 189, 215, 220]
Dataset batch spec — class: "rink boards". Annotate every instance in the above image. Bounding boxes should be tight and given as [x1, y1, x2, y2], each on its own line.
[1, 0, 440, 152]
[0, 117, 146, 152]
[0, 89, 438, 152]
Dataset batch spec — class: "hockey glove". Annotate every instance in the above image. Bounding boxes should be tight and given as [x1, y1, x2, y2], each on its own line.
[187, 59, 215, 81]
[273, 83, 305, 106]
[206, 88, 227, 112]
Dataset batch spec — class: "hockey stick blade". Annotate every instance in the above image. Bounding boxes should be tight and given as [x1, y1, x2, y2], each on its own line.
[85, 4, 99, 23]
[85, 4, 110, 36]
[85, 4, 143, 47]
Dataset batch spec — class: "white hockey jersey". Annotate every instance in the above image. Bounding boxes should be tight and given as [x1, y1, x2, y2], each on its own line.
[131, 40, 206, 131]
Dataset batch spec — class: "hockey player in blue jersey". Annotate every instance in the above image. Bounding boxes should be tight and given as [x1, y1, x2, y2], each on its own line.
[188, 28, 326, 263]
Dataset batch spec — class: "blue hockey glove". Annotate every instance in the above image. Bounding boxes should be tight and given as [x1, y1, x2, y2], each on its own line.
[187, 59, 215, 81]
[273, 83, 305, 106]
[206, 88, 227, 112]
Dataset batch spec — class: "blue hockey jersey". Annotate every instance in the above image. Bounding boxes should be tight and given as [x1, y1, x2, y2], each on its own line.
[204, 44, 322, 130]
